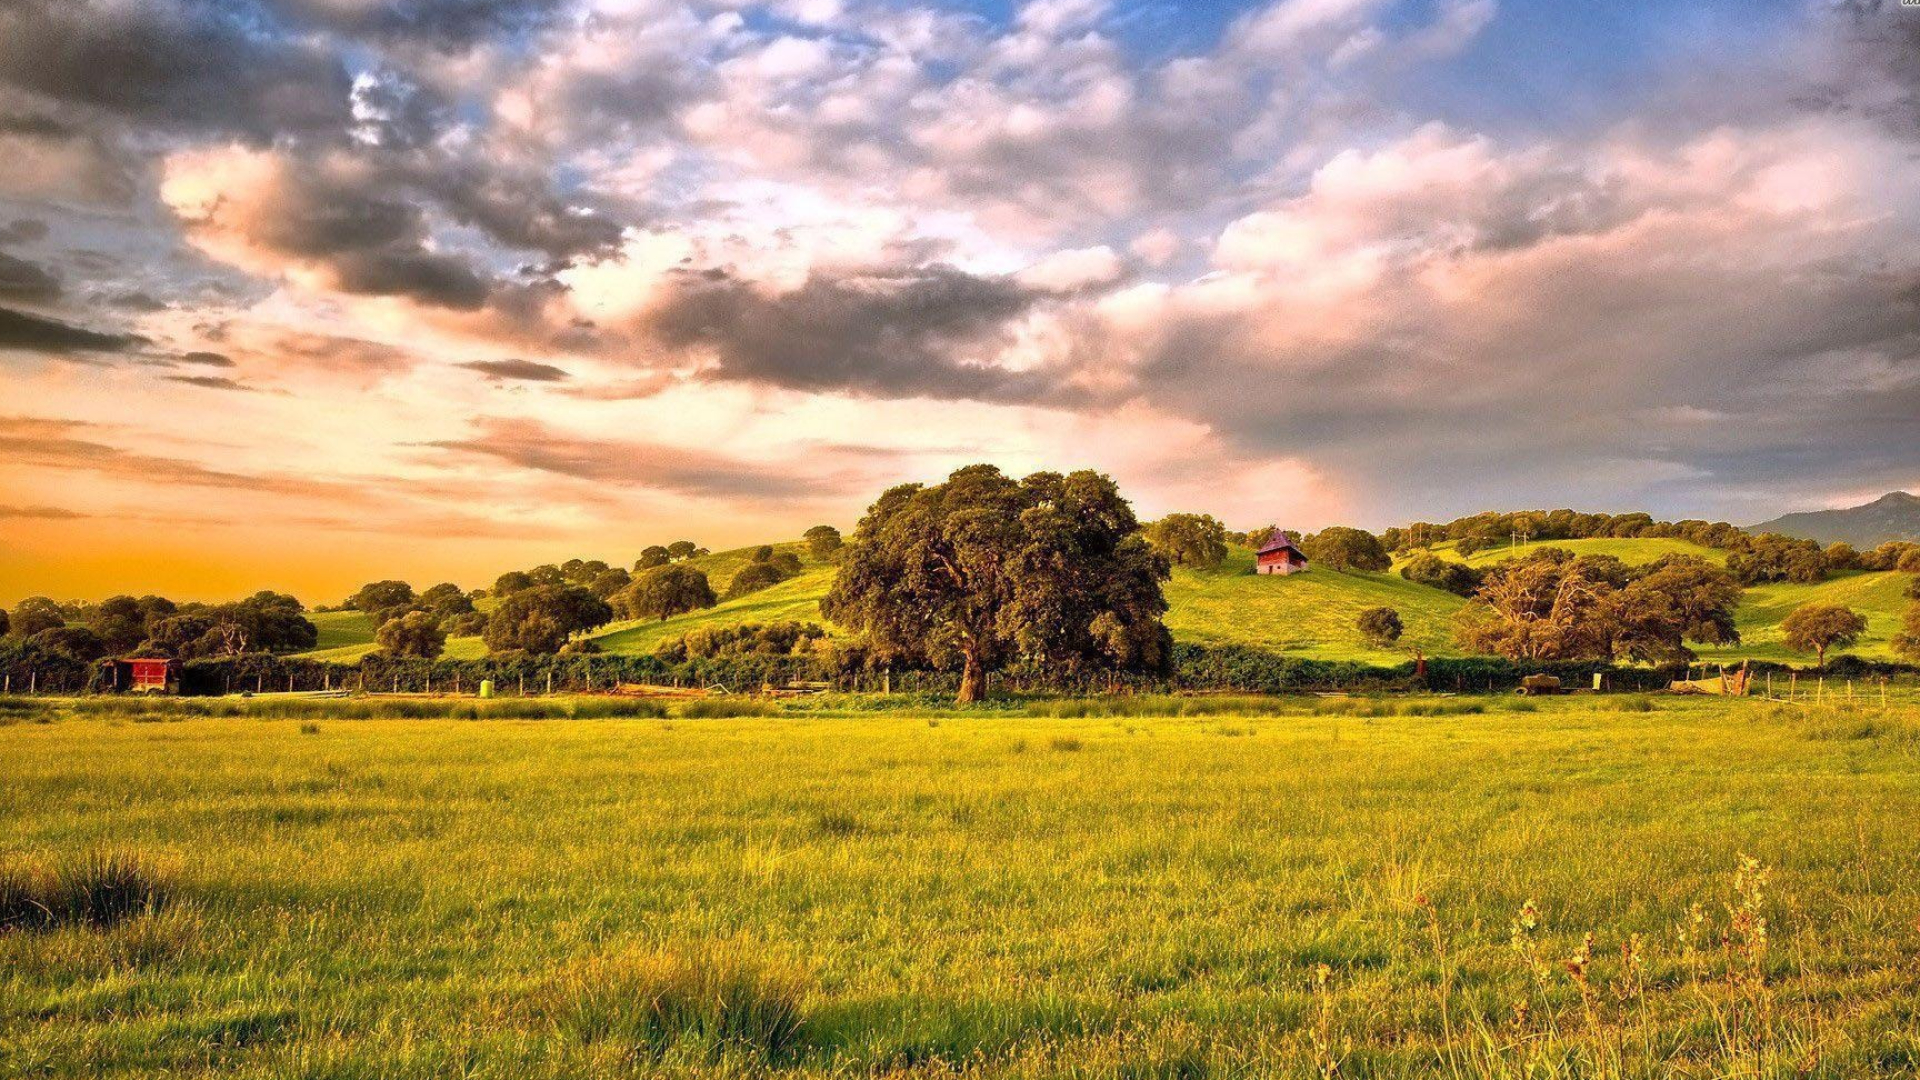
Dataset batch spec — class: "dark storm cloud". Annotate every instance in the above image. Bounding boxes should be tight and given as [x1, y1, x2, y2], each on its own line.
[458, 358, 573, 382]
[647, 265, 1063, 403]
[0, 252, 61, 303]
[0, 305, 143, 355]
[180, 351, 236, 368]
[0, 0, 352, 139]
[331, 248, 491, 310]
[424, 417, 878, 501]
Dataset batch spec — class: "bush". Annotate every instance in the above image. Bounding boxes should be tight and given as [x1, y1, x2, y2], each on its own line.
[1399, 553, 1483, 597]
[1300, 526, 1391, 572]
[1356, 607, 1403, 647]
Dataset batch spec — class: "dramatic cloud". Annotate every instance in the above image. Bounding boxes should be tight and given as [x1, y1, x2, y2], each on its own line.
[0, 0, 351, 139]
[645, 265, 1059, 402]
[0, 306, 143, 355]
[3, 0, 1919, 600]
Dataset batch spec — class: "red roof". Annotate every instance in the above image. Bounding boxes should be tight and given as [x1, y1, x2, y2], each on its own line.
[1256, 529, 1304, 557]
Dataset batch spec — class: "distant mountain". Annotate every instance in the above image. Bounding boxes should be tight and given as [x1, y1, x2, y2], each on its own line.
[1749, 492, 1920, 548]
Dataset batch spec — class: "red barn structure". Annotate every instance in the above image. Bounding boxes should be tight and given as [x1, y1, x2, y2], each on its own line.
[1255, 530, 1309, 575]
[99, 657, 180, 694]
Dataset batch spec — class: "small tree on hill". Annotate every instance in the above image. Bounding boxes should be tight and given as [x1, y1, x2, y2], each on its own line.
[349, 580, 415, 613]
[618, 565, 718, 622]
[635, 546, 671, 570]
[1144, 513, 1230, 570]
[1302, 527, 1391, 572]
[484, 585, 613, 654]
[666, 540, 704, 561]
[493, 570, 535, 596]
[727, 561, 787, 600]
[1893, 602, 1920, 663]
[1399, 552, 1483, 597]
[804, 525, 843, 561]
[417, 582, 475, 620]
[8, 596, 66, 638]
[1780, 603, 1868, 669]
[376, 610, 446, 659]
[1357, 607, 1403, 648]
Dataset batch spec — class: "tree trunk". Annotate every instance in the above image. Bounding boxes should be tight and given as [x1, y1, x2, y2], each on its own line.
[957, 650, 987, 704]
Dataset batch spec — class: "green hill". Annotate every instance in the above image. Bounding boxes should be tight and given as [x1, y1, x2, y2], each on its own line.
[1401, 536, 1727, 569]
[1696, 571, 1913, 665]
[292, 538, 1911, 669]
[1164, 546, 1464, 660]
[587, 543, 1468, 663]
[592, 564, 836, 654]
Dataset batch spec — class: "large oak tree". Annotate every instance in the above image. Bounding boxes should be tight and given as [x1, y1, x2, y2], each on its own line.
[823, 465, 1171, 703]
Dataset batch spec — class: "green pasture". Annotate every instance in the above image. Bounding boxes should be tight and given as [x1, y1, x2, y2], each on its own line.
[4, 693, 1920, 1077]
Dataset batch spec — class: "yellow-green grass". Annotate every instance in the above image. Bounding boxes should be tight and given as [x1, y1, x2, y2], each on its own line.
[5, 695, 1920, 1077]
[591, 565, 837, 655]
[1696, 570, 1915, 664]
[307, 609, 375, 650]
[1397, 536, 1728, 570]
[1165, 545, 1464, 660]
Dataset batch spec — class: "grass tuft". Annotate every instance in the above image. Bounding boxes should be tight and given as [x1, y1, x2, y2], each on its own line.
[549, 945, 808, 1060]
[1, 852, 171, 933]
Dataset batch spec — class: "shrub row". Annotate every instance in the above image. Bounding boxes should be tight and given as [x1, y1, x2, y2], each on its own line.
[7, 640, 1912, 699]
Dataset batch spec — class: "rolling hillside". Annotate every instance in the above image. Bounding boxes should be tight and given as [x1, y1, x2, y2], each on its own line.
[294, 538, 1912, 668]
[1399, 536, 1727, 569]
[1163, 546, 1464, 660]
[1695, 570, 1913, 665]
[585, 542, 1469, 662]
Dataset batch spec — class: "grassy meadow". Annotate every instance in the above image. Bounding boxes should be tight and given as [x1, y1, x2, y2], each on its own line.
[6, 692, 1920, 1077]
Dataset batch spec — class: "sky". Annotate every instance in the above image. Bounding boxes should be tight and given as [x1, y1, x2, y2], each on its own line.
[1, 0, 1918, 604]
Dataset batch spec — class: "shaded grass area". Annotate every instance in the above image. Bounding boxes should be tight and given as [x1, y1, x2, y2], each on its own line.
[5, 697, 1920, 1076]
